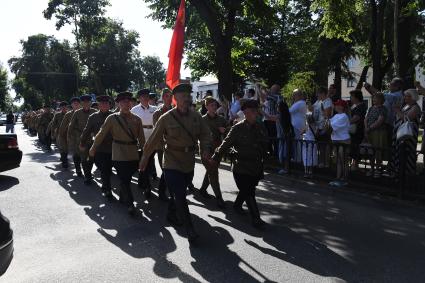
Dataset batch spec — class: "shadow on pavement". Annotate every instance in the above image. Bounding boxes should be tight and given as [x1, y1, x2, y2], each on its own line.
[49, 168, 200, 282]
[0, 175, 19, 192]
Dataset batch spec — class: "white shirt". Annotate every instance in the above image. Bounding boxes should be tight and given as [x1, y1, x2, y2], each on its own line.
[289, 100, 307, 132]
[330, 113, 350, 141]
[312, 98, 333, 130]
[131, 104, 157, 140]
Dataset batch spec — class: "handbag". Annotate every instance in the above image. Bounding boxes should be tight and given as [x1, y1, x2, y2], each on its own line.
[396, 117, 415, 141]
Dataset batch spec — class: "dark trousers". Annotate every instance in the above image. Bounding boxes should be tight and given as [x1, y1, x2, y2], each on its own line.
[60, 152, 68, 166]
[138, 151, 155, 191]
[82, 157, 94, 180]
[113, 160, 138, 207]
[94, 152, 112, 191]
[73, 154, 82, 173]
[233, 172, 261, 221]
[200, 161, 223, 200]
[264, 120, 278, 157]
[164, 169, 194, 231]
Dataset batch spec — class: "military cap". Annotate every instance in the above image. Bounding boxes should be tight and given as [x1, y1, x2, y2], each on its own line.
[137, 88, 150, 97]
[59, 101, 68, 107]
[96, 95, 111, 103]
[115, 91, 133, 102]
[70, 97, 81, 103]
[241, 99, 259, 111]
[162, 88, 171, 96]
[80, 94, 92, 101]
[172, 83, 192, 95]
[204, 96, 217, 106]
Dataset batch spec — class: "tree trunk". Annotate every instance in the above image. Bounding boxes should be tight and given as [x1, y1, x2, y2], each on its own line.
[393, 0, 400, 76]
[370, 0, 387, 90]
[397, 1, 415, 89]
[215, 44, 233, 102]
[333, 60, 342, 100]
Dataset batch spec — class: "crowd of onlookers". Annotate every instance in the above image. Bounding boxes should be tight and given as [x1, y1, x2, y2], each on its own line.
[198, 78, 425, 187]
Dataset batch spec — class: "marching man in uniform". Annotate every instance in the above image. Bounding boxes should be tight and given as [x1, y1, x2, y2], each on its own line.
[90, 92, 145, 215]
[140, 83, 212, 243]
[58, 97, 81, 169]
[131, 89, 157, 199]
[67, 95, 96, 183]
[80, 95, 113, 198]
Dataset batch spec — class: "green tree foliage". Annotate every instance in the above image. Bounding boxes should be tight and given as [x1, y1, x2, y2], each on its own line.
[283, 71, 318, 103]
[139, 56, 165, 90]
[8, 34, 79, 108]
[0, 63, 9, 111]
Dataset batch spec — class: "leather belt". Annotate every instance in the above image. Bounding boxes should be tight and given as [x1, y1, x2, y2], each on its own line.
[143, 125, 153, 129]
[166, 144, 196, 153]
[113, 139, 137, 145]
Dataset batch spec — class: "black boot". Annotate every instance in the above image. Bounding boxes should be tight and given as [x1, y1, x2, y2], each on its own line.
[211, 184, 225, 208]
[233, 192, 245, 214]
[245, 196, 265, 229]
[73, 155, 83, 177]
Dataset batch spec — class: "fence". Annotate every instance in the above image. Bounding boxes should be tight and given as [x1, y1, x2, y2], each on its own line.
[268, 138, 425, 198]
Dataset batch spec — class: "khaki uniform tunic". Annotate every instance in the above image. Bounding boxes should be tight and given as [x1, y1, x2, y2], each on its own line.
[91, 112, 145, 161]
[67, 108, 96, 154]
[37, 111, 54, 137]
[213, 120, 268, 176]
[202, 113, 228, 148]
[47, 111, 66, 140]
[142, 108, 212, 173]
[58, 110, 75, 152]
[80, 110, 113, 153]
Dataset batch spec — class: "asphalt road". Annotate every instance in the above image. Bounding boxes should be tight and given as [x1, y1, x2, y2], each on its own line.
[1, 124, 425, 283]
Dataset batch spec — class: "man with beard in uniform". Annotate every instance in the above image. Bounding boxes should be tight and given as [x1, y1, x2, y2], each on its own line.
[80, 95, 113, 198]
[68, 95, 96, 183]
[58, 97, 81, 169]
[47, 101, 68, 148]
[140, 83, 212, 243]
[199, 97, 227, 208]
[38, 105, 54, 149]
[131, 88, 157, 199]
[90, 92, 145, 215]
[152, 88, 173, 201]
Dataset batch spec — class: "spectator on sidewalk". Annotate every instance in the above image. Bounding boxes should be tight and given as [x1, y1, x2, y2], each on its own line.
[289, 89, 307, 162]
[349, 90, 367, 171]
[263, 84, 282, 157]
[364, 92, 387, 178]
[312, 86, 333, 168]
[364, 77, 404, 146]
[329, 99, 351, 187]
[5, 111, 15, 133]
[303, 113, 318, 178]
[276, 100, 294, 174]
[229, 92, 243, 122]
[391, 89, 421, 178]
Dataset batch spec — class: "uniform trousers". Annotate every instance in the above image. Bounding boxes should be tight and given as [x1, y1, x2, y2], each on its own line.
[164, 169, 195, 231]
[94, 152, 112, 191]
[138, 151, 155, 192]
[233, 172, 262, 221]
[72, 153, 82, 173]
[200, 161, 223, 200]
[80, 150, 94, 180]
[113, 160, 138, 207]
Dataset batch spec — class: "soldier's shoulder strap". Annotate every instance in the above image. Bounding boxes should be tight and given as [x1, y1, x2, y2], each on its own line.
[169, 111, 196, 145]
[113, 114, 137, 142]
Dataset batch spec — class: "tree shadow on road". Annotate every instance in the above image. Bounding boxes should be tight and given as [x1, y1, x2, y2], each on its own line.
[0, 175, 19, 192]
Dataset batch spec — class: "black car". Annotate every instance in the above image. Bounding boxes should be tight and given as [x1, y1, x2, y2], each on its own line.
[0, 210, 13, 276]
[0, 134, 22, 173]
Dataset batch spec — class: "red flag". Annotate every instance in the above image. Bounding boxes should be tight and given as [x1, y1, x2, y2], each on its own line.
[166, 0, 185, 90]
